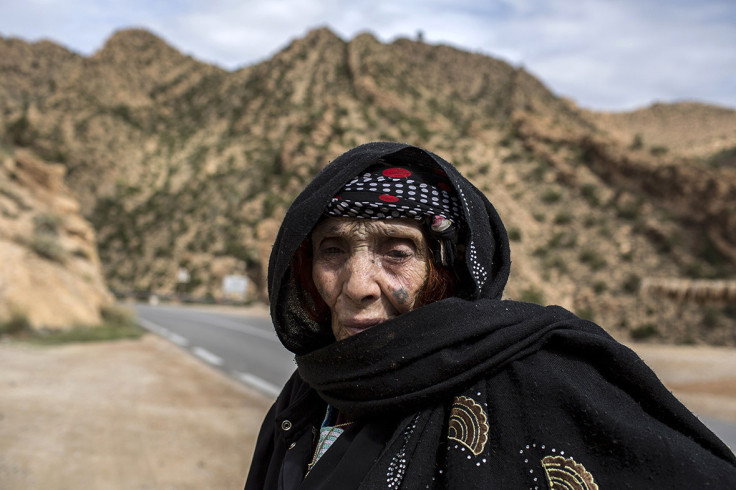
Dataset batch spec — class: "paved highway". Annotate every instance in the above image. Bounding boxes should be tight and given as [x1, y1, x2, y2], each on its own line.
[135, 303, 736, 453]
[135, 303, 295, 398]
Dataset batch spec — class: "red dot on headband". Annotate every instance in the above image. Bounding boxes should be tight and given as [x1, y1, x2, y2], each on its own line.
[379, 194, 399, 202]
[383, 168, 411, 178]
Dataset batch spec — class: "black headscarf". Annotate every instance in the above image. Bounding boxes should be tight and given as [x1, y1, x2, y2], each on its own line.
[263, 142, 736, 488]
[269, 142, 510, 355]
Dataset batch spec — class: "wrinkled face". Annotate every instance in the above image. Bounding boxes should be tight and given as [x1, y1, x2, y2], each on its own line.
[311, 217, 429, 341]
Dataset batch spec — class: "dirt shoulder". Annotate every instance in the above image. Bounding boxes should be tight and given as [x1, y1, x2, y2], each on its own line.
[627, 342, 736, 423]
[1, 333, 735, 490]
[0, 334, 272, 490]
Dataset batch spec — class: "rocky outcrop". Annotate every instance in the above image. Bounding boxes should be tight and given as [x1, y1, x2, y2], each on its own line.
[0, 148, 112, 329]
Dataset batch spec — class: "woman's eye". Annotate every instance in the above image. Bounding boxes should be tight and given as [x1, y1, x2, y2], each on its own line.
[386, 249, 411, 259]
[321, 246, 344, 255]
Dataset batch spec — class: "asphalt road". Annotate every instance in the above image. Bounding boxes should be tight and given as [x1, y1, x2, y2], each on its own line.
[135, 303, 295, 397]
[134, 303, 736, 454]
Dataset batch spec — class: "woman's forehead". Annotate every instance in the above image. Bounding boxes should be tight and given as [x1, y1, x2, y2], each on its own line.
[312, 217, 425, 240]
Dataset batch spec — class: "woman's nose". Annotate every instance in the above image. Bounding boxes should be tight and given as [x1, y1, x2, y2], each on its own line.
[343, 253, 381, 305]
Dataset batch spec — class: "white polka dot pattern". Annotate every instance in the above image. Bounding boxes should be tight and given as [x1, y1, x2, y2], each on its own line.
[457, 187, 488, 289]
[326, 164, 461, 225]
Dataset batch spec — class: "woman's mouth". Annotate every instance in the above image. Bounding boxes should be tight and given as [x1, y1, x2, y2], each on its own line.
[340, 318, 384, 335]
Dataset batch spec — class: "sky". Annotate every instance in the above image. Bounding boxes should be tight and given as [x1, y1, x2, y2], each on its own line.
[0, 0, 734, 112]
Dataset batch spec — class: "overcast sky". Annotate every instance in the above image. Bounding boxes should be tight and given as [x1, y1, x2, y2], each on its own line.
[1, 0, 734, 111]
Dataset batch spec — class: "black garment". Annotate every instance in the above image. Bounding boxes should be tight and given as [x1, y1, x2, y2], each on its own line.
[247, 372, 400, 489]
[245, 142, 736, 489]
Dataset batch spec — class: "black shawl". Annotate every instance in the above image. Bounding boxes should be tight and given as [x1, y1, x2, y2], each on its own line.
[253, 142, 736, 488]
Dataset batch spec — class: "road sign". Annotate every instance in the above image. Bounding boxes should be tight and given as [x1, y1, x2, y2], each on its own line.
[223, 274, 249, 299]
[177, 268, 190, 283]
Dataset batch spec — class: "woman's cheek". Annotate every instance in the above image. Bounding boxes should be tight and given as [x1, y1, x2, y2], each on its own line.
[391, 287, 410, 305]
[389, 268, 426, 309]
[312, 267, 334, 304]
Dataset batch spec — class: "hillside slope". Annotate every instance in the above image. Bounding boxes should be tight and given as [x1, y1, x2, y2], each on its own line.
[0, 28, 734, 344]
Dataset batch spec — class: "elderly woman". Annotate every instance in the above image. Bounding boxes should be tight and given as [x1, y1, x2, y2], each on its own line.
[245, 143, 736, 488]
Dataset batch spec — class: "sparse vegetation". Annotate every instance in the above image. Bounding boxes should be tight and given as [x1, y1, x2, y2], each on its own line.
[650, 145, 669, 156]
[546, 231, 576, 249]
[615, 202, 640, 221]
[544, 256, 568, 274]
[553, 212, 573, 225]
[593, 281, 608, 294]
[580, 184, 600, 207]
[541, 189, 562, 204]
[529, 162, 550, 182]
[33, 213, 62, 235]
[583, 216, 597, 228]
[629, 133, 644, 150]
[30, 235, 65, 262]
[630, 323, 659, 340]
[576, 307, 595, 322]
[579, 248, 607, 271]
[707, 147, 736, 168]
[5, 112, 35, 146]
[622, 273, 641, 294]
[25, 323, 144, 345]
[16, 305, 143, 345]
[702, 308, 720, 329]
[520, 287, 545, 305]
[0, 310, 31, 336]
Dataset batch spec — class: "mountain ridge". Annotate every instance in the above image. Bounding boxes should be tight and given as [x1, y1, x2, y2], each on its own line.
[1, 27, 734, 344]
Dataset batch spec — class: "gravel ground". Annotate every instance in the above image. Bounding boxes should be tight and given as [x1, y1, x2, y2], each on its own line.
[0, 333, 734, 490]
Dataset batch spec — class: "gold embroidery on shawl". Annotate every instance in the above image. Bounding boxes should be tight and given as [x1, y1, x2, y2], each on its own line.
[541, 455, 599, 490]
[447, 396, 489, 456]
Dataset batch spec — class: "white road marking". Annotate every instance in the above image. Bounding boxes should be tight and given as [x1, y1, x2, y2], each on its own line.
[192, 347, 224, 366]
[233, 371, 281, 398]
[137, 317, 168, 336]
[206, 322, 279, 342]
[137, 309, 278, 342]
[166, 332, 189, 347]
[137, 312, 284, 398]
[138, 318, 188, 346]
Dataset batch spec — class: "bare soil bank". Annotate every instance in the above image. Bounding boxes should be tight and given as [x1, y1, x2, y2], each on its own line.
[1, 334, 735, 490]
[0, 334, 272, 490]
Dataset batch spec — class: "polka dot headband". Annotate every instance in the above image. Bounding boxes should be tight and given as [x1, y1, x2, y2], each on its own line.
[325, 161, 463, 266]
[326, 162, 462, 228]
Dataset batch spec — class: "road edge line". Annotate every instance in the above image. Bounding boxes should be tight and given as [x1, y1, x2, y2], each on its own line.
[192, 346, 224, 366]
[233, 371, 281, 398]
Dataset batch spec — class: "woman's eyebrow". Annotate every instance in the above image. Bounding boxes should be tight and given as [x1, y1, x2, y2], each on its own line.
[378, 225, 423, 240]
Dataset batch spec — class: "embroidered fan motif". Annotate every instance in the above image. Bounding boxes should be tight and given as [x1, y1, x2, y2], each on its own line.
[541, 455, 599, 490]
[447, 396, 489, 456]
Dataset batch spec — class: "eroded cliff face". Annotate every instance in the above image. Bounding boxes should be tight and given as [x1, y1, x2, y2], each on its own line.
[0, 148, 112, 329]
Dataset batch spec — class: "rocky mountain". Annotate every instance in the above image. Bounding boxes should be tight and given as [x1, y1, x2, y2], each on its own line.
[1, 27, 734, 343]
[0, 146, 112, 328]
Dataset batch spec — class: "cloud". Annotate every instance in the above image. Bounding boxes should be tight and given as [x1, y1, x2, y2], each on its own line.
[0, 0, 734, 110]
